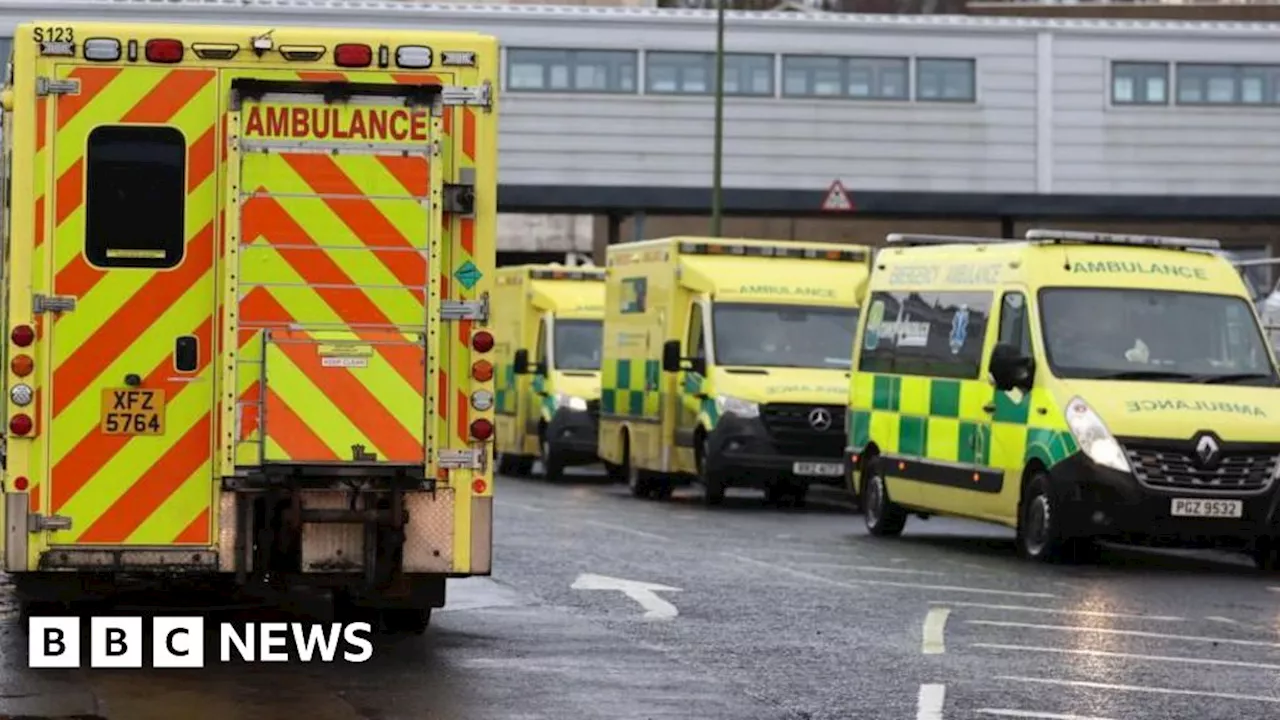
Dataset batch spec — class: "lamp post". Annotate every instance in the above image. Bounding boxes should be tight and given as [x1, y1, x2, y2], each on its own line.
[710, 0, 725, 238]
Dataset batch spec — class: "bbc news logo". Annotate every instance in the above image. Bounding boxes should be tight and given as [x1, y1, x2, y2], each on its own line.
[28, 617, 374, 668]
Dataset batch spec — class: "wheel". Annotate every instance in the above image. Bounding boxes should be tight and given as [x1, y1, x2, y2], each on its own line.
[541, 437, 565, 482]
[650, 480, 674, 501]
[497, 452, 520, 476]
[862, 458, 907, 537]
[1250, 538, 1280, 571]
[1016, 471, 1079, 563]
[605, 462, 626, 483]
[379, 608, 431, 635]
[697, 437, 725, 506]
[627, 461, 653, 499]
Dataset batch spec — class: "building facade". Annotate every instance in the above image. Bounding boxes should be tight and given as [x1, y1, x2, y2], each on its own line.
[3, 1, 1280, 262]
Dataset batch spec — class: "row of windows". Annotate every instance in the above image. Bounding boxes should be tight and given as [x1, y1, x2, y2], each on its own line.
[507, 49, 977, 102]
[1113, 61, 1280, 106]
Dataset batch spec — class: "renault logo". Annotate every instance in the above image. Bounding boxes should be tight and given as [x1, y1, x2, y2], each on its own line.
[1194, 433, 1221, 469]
[808, 408, 833, 432]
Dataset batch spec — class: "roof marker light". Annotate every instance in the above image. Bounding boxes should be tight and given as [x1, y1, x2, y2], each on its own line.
[127, 39, 138, 62]
[84, 38, 121, 62]
[442, 50, 476, 67]
[395, 46, 433, 69]
[145, 38, 183, 64]
[192, 43, 239, 60]
[38, 41, 74, 57]
[378, 45, 390, 68]
[279, 45, 325, 61]
[335, 43, 372, 68]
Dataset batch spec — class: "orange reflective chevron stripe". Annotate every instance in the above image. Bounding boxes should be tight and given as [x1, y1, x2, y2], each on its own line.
[46, 66, 219, 547]
[76, 414, 213, 543]
[55, 67, 121, 129]
[120, 69, 213, 123]
[264, 387, 340, 461]
[52, 225, 214, 417]
[377, 155, 429, 196]
[51, 316, 214, 512]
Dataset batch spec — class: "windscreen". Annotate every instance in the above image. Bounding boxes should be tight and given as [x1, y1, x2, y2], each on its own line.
[554, 319, 602, 371]
[1039, 288, 1278, 385]
[712, 303, 858, 370]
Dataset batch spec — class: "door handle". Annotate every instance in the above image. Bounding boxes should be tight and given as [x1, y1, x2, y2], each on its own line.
[982, 403, 996, 414]
[175, 335, 199, 373]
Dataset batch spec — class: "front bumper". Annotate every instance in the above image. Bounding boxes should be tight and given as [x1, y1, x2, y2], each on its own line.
[1050, 452, 1280, 548]
[546, 407, 600, 465]
[705, 413, 846, 488]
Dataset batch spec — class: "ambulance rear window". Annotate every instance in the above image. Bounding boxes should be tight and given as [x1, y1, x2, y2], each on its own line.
[85, 125, 186, 269]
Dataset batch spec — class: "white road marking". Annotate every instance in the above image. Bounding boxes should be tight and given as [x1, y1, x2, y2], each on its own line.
[997, 676, 1280, 704]
[571, 573, 681, 620]
[729, 555, 1056, 598]
[916, 684, 946, 720]
[800, 561, 949, 576]
[923, 607, 951, 654]
[933, 600, 1184, 622]
[582, 519, 671, 542]
[976, 710, 1119, 720]
[974, 643, 1280, 671]
[969, 620, 1280, 649]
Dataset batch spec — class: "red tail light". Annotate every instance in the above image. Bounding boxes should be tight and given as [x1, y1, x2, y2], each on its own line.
[9, 414, 33, 436]
[12, 476, 28, 491]
[471, 360, 494, 382]
[472, 478, 488, 494]
[469, 418, 493, 440]
[146, 39, 184, 63]
[471, 331, 494, 353]
[335, 44, 372, 68]
[10, 324, 34, 347]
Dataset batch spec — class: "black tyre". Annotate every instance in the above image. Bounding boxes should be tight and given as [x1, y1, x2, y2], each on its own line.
[1250, 538, 1280, 572]
[650, 479, 674, 501]
[541, 437, 565, 483]
[697, 437, 725, 506]
[379, 608, 431, 635]
[862, 458, 907, 537]
[497, 452, 520, 476]
[605, 461, 626, 483]
[627, 460, 652, 499]
[1016, 472, 1078, 563]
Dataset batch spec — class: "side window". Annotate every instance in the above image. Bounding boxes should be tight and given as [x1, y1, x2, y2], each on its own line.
[687, 303, 705, 360]
[85, 125, 186, 269]
[997, 292, 1032, 357]
[860, 290, 993, 379]
[534, 319, 547, 368]
[858, 291, 901, 374]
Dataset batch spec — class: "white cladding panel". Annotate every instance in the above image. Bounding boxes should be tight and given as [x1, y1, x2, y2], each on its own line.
[1, 2, 1279, 196]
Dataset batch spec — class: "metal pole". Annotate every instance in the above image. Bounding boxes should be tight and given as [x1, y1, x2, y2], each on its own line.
[711, 0, 725, 238]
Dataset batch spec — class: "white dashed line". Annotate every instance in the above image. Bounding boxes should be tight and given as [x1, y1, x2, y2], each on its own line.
[583, 519, 671, 543]
[923, 607, 951, 655]
[997, 676, 1280, 704]
[916, 684, 946, 720]
[729, 555, 1056, 598]
[932, 600, 1184, 622]
[973, 643, 1280, 671]
[969, 620, 1280, 649]
[976, 710, 1119, 720]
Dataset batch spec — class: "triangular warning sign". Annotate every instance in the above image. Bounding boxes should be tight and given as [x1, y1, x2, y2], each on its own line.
[822, 180, 853, 212]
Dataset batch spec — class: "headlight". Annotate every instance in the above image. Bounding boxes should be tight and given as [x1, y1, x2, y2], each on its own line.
[715, 395, 759, 419]
[1064, 396, 1130, 474]
[556, 393, 588, 412]
[9, 384, 32, 407]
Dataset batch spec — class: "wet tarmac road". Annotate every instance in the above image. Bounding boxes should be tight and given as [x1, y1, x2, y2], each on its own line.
[2, 469, 1279, 720]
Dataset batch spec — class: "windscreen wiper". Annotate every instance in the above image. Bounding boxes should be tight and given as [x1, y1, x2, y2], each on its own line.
[1196, 373, 1277, 385]
[1088, 370, 1198, 381]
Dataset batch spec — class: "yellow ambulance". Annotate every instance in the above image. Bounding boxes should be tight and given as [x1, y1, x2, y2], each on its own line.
[492, 264, 606, 481]
[599, 236, 871, 506]
[847, 229, 1280, 567]
[0, 21, 499, 631]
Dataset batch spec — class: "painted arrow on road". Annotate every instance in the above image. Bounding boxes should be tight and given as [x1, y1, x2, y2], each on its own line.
[571, 573, 682, 620]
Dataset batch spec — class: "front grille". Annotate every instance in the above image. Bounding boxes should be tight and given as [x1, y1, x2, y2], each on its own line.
[759, 403, 846, 457]
[1125, 443, 1279, 494]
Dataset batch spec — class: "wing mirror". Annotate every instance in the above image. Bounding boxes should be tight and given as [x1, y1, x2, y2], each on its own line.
[990, 342, 1035, 392]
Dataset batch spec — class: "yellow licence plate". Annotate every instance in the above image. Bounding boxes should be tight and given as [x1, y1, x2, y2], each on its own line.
[100, 388, 166, 435]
